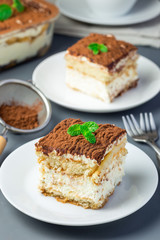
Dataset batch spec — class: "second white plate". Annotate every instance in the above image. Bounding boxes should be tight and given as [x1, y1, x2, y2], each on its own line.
[0, 140, 158, 226]
[32, 51, 160, 113]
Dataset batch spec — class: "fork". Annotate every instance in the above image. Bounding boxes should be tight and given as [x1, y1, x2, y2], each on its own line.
[122, 112, 160, 167]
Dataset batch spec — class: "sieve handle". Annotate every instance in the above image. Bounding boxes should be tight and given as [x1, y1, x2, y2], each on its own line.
[0, 136, 7, 155]
[0, 128, 8, 155]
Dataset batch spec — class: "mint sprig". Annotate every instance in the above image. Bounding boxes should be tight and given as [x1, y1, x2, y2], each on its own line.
[67, 121, 99, 144]
[67, 124, 81, 136]
[0, 4, 12, 21]
[12, 0, 25, 13]
[80, 124, 96, 144]
[82, 121, 99, 132]
[0, 0, 25, 22]
[88, 43, 108, 55]
[84, 133, 96, 144]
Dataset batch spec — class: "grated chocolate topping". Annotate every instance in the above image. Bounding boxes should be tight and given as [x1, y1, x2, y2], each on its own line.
[67, 33, 137, 70]
[0, 0, 59, 35]
[35, 118, 126, 164]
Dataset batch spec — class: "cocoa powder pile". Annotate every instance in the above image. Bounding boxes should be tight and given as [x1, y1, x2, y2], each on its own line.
[0, 102, 39, 129]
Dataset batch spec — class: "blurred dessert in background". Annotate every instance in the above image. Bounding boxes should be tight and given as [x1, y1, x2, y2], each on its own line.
[0, 0, 59, 71]
[65, 33, 139, 102]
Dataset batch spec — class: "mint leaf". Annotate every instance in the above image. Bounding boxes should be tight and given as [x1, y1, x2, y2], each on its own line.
[80, 124, 96, 144]
[12, 0, 25, 13]
[82, 121, 99, 132]
[80, 124, 90, 136]
[67, 121, 98, 144]
[84, 132, 96, 144]
[0, 1, 25, 22]
[88, 43, 99, 55]
[0, 4, 12, 21]
[88, 43, 98, 50]
[93, 48, 99, 55]
[99, 44, 108, 53]
[88, 42, 108, 55]
[67, 124, 81, 136]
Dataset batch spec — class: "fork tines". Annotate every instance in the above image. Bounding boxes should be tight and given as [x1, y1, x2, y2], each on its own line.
[122, 112, 156, 137]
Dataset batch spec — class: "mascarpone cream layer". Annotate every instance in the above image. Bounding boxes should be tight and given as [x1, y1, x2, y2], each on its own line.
[65, 51, 138, 83]
[39, 153, 126, 205]
[66, 67, 138, 102]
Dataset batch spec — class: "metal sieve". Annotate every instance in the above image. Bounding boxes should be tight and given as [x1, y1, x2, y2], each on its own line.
[0, 79, 52, 154]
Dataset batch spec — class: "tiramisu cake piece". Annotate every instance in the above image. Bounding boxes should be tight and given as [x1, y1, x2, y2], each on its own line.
[65, 33, 139, 102]
[0, 0, 59, 70]
[35, 118, 128, 209]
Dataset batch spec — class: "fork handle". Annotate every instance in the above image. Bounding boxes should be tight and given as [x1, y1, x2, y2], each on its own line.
[156, 153, 160, 164]
[147, 140, 160, 166]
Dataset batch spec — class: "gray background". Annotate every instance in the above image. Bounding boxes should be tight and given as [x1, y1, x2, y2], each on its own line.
[0, 34, 160, 240]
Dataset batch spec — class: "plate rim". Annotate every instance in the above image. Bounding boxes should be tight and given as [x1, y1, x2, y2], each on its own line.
[58, 0, 160, 26]
[0, 139, 159, 226]
[32, 51, 160, 113]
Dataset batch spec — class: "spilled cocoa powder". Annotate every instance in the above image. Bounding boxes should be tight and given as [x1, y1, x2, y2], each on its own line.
[0, 101, 42, 130]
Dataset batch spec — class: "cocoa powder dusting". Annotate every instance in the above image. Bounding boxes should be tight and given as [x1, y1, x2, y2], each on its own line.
[66, 33, 137, 70]
[0, 102, 40, 130]
[36, 118, 126, 164]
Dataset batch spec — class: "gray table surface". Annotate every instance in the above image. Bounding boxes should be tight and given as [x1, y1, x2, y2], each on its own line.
[0, 34, 160, 240]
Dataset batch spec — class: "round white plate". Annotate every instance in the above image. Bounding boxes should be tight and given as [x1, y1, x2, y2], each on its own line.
[32, 51, 160, 113]
[58, 0, 160, 25]
[0, 140, 158, 226]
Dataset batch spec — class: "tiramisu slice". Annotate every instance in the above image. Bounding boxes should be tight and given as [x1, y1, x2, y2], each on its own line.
[35, 118, 128, 209]
[65, 33, 139, 102]
[0, 0, 59, 70]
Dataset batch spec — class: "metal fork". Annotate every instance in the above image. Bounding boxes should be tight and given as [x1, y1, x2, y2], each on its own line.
[122, 112, 160, 167]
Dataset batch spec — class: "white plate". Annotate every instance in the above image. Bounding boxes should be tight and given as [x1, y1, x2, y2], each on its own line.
[58, 0, 160, 25]
[0, 139, 158, 226]
[32, 51, 160, 113]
